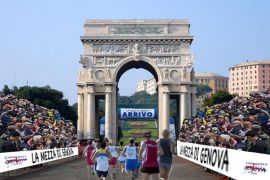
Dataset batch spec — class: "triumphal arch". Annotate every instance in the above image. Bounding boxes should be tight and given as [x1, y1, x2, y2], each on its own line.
[77, 19, 197, 141]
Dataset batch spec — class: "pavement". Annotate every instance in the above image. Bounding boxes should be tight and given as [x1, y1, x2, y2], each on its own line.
[6, 156, 222, 180]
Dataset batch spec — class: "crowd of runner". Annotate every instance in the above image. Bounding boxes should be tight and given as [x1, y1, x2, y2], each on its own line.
[179, 90, 270, 154]
[0, 94, 78, 152]
[84, 130, 176, 180]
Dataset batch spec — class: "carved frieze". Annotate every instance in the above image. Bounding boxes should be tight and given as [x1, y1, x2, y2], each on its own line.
[93, 44, 128, 54]
[79, 68, 94, 82]
[94, 56, 122, 66]
[154, 56, 181, 66]
[109, 26, 164, 34]
[153, 55, 194, 67]
[146, 44, 180, 54]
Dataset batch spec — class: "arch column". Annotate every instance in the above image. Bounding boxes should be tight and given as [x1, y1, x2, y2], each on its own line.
[105, 85, 116, 141]
[158, 84, 170, 138]
[186, 90, 191, 118]
[180, 88, 188, 129]
[86, 85, 95, 139]
[77, 91, 84, 139]
[191, 85, 197, 116]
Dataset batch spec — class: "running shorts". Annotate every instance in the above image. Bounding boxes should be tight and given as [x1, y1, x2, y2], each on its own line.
[96, 170, 108, 177]
[141, 166, 160, 174]
[126, 159, 140, 171]
[109, 157, 117, 165]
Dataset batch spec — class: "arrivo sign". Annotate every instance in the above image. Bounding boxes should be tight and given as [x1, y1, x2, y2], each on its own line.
[0, 147, 78, 173]
[120, 108, 155, 119]
[177, 141, 270, 180]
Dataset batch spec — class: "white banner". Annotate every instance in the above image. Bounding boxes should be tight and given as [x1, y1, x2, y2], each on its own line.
[177, 141, 270, 180]
[120, 108, 155, 119]
[0, 147, 78, 173]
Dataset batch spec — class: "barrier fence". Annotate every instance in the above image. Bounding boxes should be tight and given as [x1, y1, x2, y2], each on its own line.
[177, 141, 270, 180]
[0, 147, 78, 173]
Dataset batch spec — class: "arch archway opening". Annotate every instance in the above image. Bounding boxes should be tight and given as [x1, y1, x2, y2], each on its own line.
[116, 60, 159, 84]
[116, 60, 159, 143]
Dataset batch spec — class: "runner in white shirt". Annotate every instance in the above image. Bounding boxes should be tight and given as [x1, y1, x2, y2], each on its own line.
[106, 139, 119, 179]
[123, 138, 140, 180]
[117, 141, 126, 174]
[92, 141, 112, 180]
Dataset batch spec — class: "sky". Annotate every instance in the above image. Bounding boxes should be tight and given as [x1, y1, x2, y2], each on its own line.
[0, 0, 270, 104]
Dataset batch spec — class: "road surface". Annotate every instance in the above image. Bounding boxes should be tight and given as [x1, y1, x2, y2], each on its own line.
[7, 156, 222, 180]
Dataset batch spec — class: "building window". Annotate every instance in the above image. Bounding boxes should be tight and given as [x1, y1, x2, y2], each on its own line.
[241, 82, 243, 85]
[254, 86, 257, 89]
[241, 72, 243, 75]
[263, 80, 266, 83]
[263, 85, 265, 89]
[263, 65, 265, 68]
[263, 70, 265, 73]
[250, 76, 252, 79]
[241, 87, 243, 90]
[250, 71, 252, 74]
[263, 75, 265, 78]
[237, 72, 238, 75]
[255, 70, 257, 73]
[232, 88, 234, 91]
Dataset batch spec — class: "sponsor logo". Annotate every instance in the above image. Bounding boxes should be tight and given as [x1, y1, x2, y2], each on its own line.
[244, 162, 267, 175]
[4, 156, 27, 168]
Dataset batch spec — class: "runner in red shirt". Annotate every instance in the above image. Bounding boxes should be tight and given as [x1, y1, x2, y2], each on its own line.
[83, 140, 95, 178]
[139, 131, 159, 180]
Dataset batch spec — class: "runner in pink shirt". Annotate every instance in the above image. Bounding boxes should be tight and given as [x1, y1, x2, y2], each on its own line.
[83, 140, 95, 178]
[139, 131, 159, 180]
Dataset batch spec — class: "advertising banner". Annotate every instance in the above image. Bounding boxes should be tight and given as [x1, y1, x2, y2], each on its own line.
[177, 141, 270, 180]
[120, 108, 155, 119]
[0, 147, 78, 173]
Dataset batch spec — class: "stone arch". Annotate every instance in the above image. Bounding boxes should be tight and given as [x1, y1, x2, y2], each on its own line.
[113, 56, 162, 83]
[77, 19, 197, 143]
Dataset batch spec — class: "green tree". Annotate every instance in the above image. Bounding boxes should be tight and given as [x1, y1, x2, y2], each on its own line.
[2, 85, 11, 95]
[196, 84, 213, 97]
[118, 91, 158, 109]
[203, 91, 234, 107]
[15, 86, 77, 122]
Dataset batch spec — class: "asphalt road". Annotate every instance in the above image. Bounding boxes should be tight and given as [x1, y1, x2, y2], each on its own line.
[7, 156, 222, 180]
